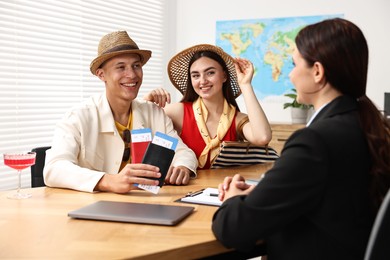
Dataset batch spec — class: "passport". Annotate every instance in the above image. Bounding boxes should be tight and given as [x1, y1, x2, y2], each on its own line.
[130, 128, 152, 163]
[141, 142, 175, 187]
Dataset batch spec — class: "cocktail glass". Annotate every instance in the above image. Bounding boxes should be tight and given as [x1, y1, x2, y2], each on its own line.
[3, 152, 36, 199]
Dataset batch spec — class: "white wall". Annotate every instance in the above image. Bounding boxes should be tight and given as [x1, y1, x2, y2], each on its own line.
[166, 0, 390, 123]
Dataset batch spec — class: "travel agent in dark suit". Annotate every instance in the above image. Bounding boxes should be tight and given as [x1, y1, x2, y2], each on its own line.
[212, 18, 390, 260]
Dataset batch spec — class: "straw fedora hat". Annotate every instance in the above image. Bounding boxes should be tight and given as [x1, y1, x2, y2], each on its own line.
[90, 31, 152, 75]
[167, 44, 240, 98]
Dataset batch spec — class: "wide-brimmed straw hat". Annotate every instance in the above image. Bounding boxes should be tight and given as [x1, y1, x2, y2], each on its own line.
[167, 44, 240, 98]
[90, 31, 152, 75]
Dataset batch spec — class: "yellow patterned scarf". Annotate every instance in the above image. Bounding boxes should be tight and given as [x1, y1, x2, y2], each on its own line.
[193, 97, 236, 168]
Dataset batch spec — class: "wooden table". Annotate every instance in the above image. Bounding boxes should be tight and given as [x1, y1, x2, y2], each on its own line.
[0, 163, 273, 259]
[269, 123, 305, 154]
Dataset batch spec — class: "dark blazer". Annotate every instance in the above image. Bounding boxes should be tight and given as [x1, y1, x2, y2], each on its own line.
[212, 95, 375, 260]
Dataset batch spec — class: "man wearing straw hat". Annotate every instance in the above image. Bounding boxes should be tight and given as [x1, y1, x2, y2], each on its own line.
[43, 31, 197, 193]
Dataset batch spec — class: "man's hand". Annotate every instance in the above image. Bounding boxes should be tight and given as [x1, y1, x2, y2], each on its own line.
[95, 164, 161, 193]
[164, 165, 191, 185]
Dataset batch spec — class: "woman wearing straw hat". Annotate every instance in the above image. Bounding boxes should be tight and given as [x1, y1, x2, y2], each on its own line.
[146, 44, 272, 169]
[44, 31, 198, 193]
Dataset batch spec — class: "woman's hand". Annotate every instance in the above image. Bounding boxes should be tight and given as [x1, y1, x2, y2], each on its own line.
[143, 88, 171, 108]
[234, 57, 272, 146]
[218, 173, 255, 201]
[234, 58, 255, 87]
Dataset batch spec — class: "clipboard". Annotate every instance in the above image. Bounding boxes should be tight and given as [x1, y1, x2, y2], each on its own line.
[177, 179, 260, 207]
[178, 188, 222, 207]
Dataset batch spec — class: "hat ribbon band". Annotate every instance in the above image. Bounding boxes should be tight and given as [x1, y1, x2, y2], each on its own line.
[101, 44, 140, 55]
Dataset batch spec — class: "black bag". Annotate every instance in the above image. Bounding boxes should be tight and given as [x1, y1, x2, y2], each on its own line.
[210, 141, 279, 169]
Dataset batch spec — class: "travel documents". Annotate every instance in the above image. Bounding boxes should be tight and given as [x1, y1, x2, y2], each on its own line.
[136, 131, 178, 194]
[130, 128, 152, 163]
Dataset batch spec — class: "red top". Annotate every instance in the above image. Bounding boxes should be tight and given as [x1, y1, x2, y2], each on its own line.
[180, 102, 237, 169]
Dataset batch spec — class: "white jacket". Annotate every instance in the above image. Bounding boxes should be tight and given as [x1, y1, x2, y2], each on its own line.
[43, 92, 198, 192]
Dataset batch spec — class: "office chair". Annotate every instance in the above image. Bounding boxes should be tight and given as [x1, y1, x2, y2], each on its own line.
[364, 187, 390, 260]
[30, 146, 51, 188]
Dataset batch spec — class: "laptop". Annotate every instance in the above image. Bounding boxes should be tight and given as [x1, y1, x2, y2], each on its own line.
[68, 200, 195, 226]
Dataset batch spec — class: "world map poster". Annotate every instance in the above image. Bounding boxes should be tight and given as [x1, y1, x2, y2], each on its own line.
[216, 14, 343, 102]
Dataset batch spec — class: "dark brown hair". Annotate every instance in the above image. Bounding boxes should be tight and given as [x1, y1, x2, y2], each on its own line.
[296, 18, 390, 212]
[180, 51, 240, 111]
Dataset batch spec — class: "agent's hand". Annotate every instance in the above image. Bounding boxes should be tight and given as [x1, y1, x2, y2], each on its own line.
[218, 173, 255, 201]
[143, 88, 171, 108]
[95, 164, 161, 193]
[164, 165, 191, 185]
[234, 58, 255, 87]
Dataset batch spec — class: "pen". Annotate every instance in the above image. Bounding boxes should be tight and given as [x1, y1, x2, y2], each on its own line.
[203, 189, 219, 197]
[185, 189, 205, 197]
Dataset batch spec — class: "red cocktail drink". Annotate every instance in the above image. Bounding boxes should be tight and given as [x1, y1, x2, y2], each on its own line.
[4, 156, 36, 170]
[3, 152, 36, 199]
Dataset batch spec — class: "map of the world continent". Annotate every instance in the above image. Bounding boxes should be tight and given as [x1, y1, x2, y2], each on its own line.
[216, 14, 342, 101]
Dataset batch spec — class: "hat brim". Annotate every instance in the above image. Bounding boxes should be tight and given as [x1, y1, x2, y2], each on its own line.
[167, 44, 241, 98]
[90, 49, 152, 75]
